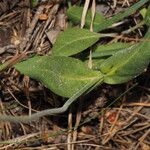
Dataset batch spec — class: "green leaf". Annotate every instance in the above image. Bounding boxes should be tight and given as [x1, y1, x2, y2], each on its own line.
[15, 56, 102, 98]
[31, 0, 39, 7]
[67, 0, 148, 32]
[67, 6, 106, 32]
[52, 28, 100, 56]
[98, 0, 149, 31]
[92, 42, 132, 58]
[145, 6, 150, 26]
[99, 28, 150, 84]
[83, 42, 132, 71]
[83, 42, 132, 70]
[140, 8, 147, 18]
[84, 59, 105, 70]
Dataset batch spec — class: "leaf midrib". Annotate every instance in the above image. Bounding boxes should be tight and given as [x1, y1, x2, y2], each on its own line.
[38, 68, 101, 81]
[105, 42, 148, 76]
[53, 34, 100, 54]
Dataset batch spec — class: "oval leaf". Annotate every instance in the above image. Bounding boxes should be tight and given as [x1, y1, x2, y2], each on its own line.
[99, 28, 150, 84]
[67, 6, 106, 32]
[92, 42, 132, 58]
[52, 28, 100, 56]
[83, 42, 132, 70]
[67, 1, 148, 32]
[145, 6, 150, 26]
[15, 56, 102, 98]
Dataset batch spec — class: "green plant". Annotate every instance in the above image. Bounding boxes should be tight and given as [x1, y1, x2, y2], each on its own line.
[67, 0, 149, 31]
[0, 0, 150, 123]
[31, 0, 39, 7]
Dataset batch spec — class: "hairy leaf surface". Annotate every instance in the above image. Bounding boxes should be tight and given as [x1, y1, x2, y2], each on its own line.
[83, 42, 132, 70]
[84, 59, 105, 70]
[52, 28, 100, 56]
[92, 42, 132, 58]
[99, 29, 150, 84]
[15, 56, 102, 98]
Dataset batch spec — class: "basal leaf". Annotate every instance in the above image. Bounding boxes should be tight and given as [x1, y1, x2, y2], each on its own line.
[82, 42, 131, 71]
[92, 42, 132, 58]
[67, 6, 106, 32]
[52, 28, 100, 56]
[67, 0, 148, 32]
[83, 42, 132, 70]
[99, 28, 150, 84]
[145, 6, 150, 26]
[15, 56, 102, 98]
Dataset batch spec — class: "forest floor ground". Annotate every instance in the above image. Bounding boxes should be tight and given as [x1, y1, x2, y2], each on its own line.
[0, 0, 150, 149]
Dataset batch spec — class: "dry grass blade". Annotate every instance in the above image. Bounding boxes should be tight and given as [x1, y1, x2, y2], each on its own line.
[81, 0, 90, 28]
[90, 0, 96, 32]
[67, 108, 73, 150]
[125, 102, 150, 107]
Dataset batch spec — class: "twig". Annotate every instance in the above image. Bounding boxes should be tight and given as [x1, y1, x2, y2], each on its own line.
[0, 52, 27, 72]
[20, 5, 45, 51]
[0, 45, 16, 54]
[71, 98, 82, 150]
[67, 108, 73, 150]
[125, 102, 150, 107]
